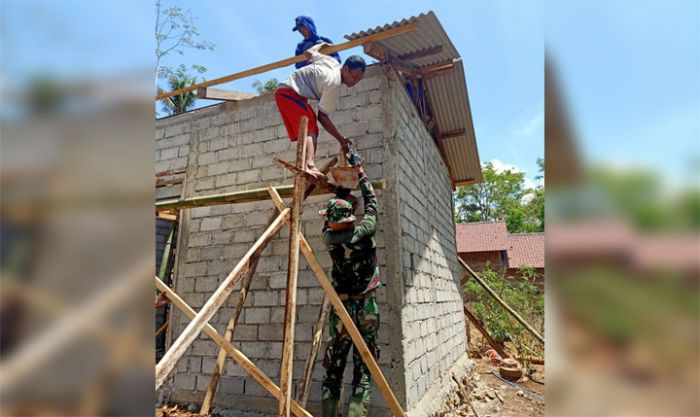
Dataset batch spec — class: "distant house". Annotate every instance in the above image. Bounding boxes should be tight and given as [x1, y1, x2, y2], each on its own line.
[455, 221, 544, 280]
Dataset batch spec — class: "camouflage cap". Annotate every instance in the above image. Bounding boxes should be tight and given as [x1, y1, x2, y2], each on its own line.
[319, 198, 356, 224]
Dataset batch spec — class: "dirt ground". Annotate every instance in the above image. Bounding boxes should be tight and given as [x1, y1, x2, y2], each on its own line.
[157, 327, 544, 417]
[460, 324, 545, 417]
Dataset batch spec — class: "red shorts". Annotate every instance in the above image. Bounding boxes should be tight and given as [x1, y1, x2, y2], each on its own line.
[275, 87, 319, 141]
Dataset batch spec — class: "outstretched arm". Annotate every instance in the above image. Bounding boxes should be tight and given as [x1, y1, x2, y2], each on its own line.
[317, 111, 352, 152]
[351, 165, 377, 242]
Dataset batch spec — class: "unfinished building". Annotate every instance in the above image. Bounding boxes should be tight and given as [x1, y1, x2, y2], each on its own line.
[156, 12, 481, 416]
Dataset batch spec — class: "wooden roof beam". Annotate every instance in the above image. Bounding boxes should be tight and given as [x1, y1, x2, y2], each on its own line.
[195, 87, 257, 101]
[396, 45, 444, 61]
[156, 21, 419, 101]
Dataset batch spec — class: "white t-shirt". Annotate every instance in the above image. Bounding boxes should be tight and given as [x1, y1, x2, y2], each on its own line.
[281, 48, 341, 115]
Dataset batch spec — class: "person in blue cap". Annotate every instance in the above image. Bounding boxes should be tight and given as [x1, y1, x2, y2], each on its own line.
[293, 15, 341, 69]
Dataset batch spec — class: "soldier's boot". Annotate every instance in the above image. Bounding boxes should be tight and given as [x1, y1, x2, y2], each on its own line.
[322, 397, 340, 417]
[347, 392, 370, 417]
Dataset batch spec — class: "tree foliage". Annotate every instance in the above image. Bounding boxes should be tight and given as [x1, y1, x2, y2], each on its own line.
[155, 0, 215, 81]
[158, 67, 197, 116]
[454, 159, 544, 233]
[464, 265, 544, 371]
[252, 78, 279, 94]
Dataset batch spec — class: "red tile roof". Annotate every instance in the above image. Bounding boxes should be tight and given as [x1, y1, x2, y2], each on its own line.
[506, 233, 545, 269]
[455, 221, 509, 253]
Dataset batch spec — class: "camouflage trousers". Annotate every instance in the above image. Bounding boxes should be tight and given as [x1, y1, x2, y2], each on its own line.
[321, 294, 380, 417]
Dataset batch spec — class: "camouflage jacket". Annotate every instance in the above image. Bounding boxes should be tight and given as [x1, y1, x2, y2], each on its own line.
[322, 174, 380, 295]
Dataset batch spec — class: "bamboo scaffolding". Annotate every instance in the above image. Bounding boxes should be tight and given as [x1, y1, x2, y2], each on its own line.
[279, 118, 308, 417]
[267, 186, 407, 417]
[199, 157, 338, 415]
[297, 295, 330, 406]
[155, 278, 313, 417]
[155, 179, 386, 212]
[155, 208, 290, 390]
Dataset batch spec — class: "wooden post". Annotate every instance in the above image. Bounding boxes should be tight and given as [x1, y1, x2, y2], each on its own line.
[155, 278, 313, 417]
[297, 295, 330, 406]
[200, 157, 338, 416]
[463, 305, 509, 359]
[155, 22, 418, 101]
[199, 254, 260, 415]
[279, 118, 307, 417]
[268, 187, 407, 417]
[458, 258, 544, 345]
[155, 208, 290, 390]
[155, 177, 386, 212]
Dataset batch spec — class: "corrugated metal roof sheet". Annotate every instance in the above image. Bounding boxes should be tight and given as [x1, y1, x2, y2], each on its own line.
[346, 11, 482, 184]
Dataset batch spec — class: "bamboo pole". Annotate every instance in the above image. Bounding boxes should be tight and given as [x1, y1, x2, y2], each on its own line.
[297, 295, 330, 406]
[458, 258, 544, 345]
[199, 157, 338, 415]
[155, 208, 291, 390]
[199, 254, 260, 415]
[279, 118, 308, 417]
[155, 278, 313, 417]
[463, 305, 509, 359]
[155, 22, 418, 101]
[268, 187, 407, 417]
[155, 179, 386, 212]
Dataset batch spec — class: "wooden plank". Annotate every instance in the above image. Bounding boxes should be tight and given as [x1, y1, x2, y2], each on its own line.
[273, 157, 327, 184]
[155, 278, 313, 417]
[419, 59, 457, 75]
[267, 187, 407, 417]
[297, 295, 330, 406]
[463, 305, 509, 359]
[155, 178, 386, 211]
[196, 87, 257, 101]
[155, 208, 291, 390]
[458, 258, 544, 345]
[155, 177, 184, 187]
[156, 22, 419, 101]
[199, 157, 338, 415]
[156, 211, 178, 221]
[199, 254, 260, 415]
[155, 168, 187, 177]
[279, 118, 308, 417]
[397, 45, 444, 61]
[439, 129, 467, 140]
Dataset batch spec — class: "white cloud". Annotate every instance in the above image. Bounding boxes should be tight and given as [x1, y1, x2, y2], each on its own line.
[486, 159, 540, 190]
[487, 159, 522, 174]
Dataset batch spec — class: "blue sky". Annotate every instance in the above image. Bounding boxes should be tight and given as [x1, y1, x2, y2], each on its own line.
[547, 0, 699, 186]
[3, 1, 696, 186]
[156, 0, 546, 184]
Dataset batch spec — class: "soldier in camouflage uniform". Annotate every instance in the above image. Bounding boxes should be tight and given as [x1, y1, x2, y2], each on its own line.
[318, 155, 381, 417]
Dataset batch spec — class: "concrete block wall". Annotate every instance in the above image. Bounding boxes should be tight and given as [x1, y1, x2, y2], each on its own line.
[156, 63, 467, 416]
[387, 69, 468, 409]
[157, 65, 399, 415]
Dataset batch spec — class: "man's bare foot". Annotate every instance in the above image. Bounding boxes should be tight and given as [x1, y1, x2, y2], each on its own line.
[305, 166, 324, 181]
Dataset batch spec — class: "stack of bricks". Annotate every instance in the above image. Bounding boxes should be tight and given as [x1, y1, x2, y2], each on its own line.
[155, 64, 468, 416]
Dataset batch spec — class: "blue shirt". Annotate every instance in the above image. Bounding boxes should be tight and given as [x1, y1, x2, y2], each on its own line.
[293, 16, 341, 69]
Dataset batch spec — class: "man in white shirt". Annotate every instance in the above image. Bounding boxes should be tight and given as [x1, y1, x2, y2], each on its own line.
[275, 44, 366, 178]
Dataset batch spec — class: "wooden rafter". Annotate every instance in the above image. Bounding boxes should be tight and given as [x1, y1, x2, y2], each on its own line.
[156, 22, 419, 101]
[397, 45, 444, 61]
[196, 87, 257, 101]
[279, 118, 308, 417]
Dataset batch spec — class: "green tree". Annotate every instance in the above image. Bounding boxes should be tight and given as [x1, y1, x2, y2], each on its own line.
[158, 68, 197, 115]
[155, 0, 215, 81]
[455, 162, 526, 223]
[252, 78, 279, 94]
[454, 160, 545, 233]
